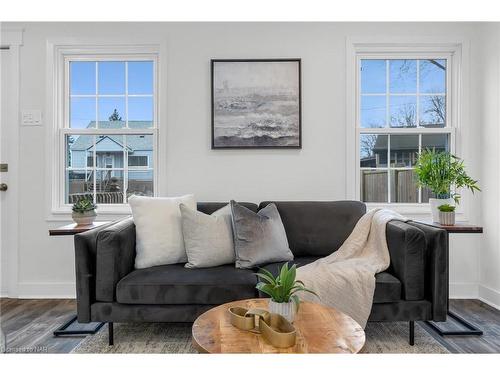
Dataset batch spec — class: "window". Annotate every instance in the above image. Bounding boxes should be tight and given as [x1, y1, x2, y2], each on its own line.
[63, 58, 157, 206]
[357, 57, 453, 204]
[128, 155, 149, 168]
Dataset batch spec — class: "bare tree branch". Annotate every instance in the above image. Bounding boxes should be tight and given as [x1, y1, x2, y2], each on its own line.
[428, 59, 445, 71]
[360, 134, 378, 158]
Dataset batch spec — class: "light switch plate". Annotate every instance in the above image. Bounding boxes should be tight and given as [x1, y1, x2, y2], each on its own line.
[21, 110, 43, 126]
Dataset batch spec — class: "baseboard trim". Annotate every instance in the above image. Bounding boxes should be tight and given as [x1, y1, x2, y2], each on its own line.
[16, 282, 76, 299]
[478, 284, 500, 311]
[449, 282, 478, 299]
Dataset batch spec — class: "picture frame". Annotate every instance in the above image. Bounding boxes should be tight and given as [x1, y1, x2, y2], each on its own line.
[211, 59, 302, 149]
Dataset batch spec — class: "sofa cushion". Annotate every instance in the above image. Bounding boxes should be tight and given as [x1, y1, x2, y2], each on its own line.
[259, 201, 366, 257]
[373, 272, 402, 303]
[116, 264, 258, 305]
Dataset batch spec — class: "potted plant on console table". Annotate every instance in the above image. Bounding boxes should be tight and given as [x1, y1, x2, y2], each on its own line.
[255, 263, 317, 323]
[72, 197, 97, 225]
[438, 203, 456, 226]
[414, 149, 480, 223]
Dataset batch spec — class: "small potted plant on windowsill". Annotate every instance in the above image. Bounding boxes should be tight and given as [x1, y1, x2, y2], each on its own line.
[414, 149, 480, 222]
[438, 204, 456, 226]
[255, 262, 317, 323]
[72, 197, 97, 226]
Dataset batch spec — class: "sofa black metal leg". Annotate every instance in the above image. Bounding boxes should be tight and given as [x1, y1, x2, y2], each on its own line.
[108, 322, 114, 346]
[409, 321, 415, 346]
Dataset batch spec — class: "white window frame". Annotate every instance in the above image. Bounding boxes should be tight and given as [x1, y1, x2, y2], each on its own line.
[47, 42, 164, 218]
[346, 38, 468, 216]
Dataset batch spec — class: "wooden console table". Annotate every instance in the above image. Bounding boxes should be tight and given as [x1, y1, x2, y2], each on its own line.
[49, 221, 111, 236]
[49, 221, 111, 336]
[412, 220, 483, 337]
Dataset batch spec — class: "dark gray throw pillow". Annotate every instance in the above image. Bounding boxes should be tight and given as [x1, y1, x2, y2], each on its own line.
[230, 200, 293, 269]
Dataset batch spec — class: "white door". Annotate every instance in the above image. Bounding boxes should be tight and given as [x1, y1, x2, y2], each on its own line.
[0, 44, 19, 297]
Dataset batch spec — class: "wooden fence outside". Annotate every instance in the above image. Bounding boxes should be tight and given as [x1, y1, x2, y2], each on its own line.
[362, 169, 434, 203]
[394, 169, 418, 203]
[361, 170, 388, 202]
[68, 192, 124, 204]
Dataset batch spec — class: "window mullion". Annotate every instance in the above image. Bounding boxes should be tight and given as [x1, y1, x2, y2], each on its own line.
[92, 135, 96, 205]
[125, 61, 129, 129]
[61, 128, 155, 135]
[95, 61, 98, 129]
[416, 59, 420, 128]
[358, 127, 452, 135]
[385, 60, 390, 128]
[124, 135, 128, 204]
[387, 134, 391, 203]
[418, 133, 422, 203]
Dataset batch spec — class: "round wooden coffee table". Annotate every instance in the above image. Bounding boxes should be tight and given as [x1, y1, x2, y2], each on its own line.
[192, 298, 365, 353]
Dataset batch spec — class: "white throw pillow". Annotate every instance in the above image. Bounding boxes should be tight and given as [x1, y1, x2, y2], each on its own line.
[129, 194, 196, 269]
[180, 203, 235, 268]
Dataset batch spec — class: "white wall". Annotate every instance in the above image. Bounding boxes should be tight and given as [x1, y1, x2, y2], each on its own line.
[478, 23, 500, 309]
[0, 22, 497, 305]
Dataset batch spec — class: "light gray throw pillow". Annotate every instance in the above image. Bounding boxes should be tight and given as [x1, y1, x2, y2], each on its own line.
[180, 203, 235, 268]
[230, 200, 293, 269]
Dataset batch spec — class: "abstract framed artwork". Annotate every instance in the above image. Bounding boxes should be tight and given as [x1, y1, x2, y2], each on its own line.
[211, 59, 302, 149]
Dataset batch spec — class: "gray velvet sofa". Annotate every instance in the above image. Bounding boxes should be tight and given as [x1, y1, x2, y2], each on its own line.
[74, 200, 448, 346]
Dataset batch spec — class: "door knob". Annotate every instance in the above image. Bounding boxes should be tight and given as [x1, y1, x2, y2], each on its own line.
[0, 183, 7, 191]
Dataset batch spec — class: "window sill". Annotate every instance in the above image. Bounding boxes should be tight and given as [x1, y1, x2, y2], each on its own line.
[47, 205, 132, 222]
[365, 203, 467, 221]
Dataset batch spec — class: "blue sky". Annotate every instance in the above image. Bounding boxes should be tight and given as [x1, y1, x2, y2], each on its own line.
[360, 59, 446, 128]
[70, 61, 153, 128]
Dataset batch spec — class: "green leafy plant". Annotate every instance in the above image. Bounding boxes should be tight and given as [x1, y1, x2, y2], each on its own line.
[72, 197, 97, 214]
[414, 149, 480, 204]
[255, 262, 318, 310]
[438, 204, 455, 212]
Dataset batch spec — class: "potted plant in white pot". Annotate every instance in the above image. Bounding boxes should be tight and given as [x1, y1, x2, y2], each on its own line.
[72, 197, 97, 225]
[438, 204, 456, 226]
[255, 262, 317, 323]
[414, 149, 480, 222]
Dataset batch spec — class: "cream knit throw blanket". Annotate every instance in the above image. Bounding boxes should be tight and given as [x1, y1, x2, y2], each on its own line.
[296, 208, 406, 328]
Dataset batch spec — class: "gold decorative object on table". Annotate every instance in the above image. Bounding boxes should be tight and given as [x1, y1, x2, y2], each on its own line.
[228, 306, 296, 348]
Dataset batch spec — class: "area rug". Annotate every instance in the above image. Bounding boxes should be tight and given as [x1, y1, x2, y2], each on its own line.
[71, 322, 449, 354]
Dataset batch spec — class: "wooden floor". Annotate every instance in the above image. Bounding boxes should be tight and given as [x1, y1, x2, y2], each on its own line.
[1, 298, 499, 353]
[420, 299, 500, 353]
